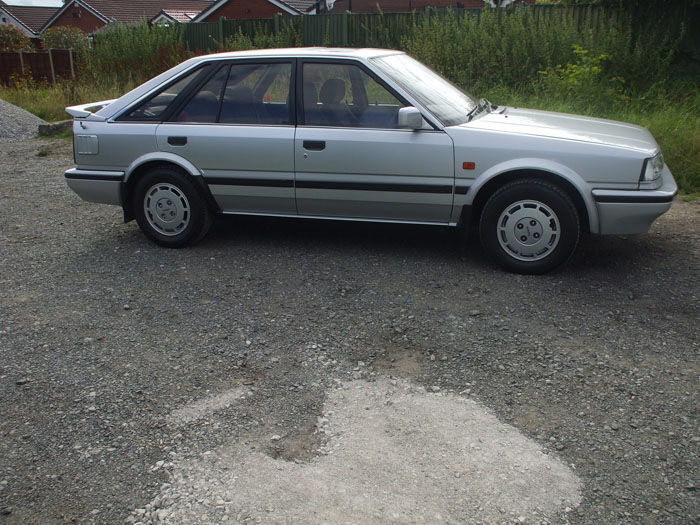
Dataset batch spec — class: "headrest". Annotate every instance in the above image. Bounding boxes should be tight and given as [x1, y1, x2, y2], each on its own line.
[319, 78, 345, 105]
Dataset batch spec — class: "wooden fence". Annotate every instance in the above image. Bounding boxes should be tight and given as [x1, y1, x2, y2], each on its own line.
[0, 48, 76, 86]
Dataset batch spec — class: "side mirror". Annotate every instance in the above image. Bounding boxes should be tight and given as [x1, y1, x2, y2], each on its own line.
[398, 106, 424, 130]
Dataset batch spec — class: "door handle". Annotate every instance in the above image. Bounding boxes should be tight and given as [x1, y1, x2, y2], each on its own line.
[303, 140, 325, 151]
[168, 136, 187, 146]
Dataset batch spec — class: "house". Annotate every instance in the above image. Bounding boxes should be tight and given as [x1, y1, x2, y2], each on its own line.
[191, 0, 317, 21]
[0, 1, 58, 39]
[40, 0, 215, 34]
[150, 9, 202, 26]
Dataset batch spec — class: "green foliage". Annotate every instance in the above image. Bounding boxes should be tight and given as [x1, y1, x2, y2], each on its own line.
[83, 21, 188, 89]
[0, 25, 33, 52]
[400, 7, 690, 95]
[0, 78, 124, 121]
[220, 25, 300, 51]
[41, 27, 89, 55]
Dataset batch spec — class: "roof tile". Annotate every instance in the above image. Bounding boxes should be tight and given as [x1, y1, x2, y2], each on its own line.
[1, 4, 59, 33]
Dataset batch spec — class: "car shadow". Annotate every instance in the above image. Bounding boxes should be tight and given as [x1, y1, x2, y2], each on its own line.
[204, 214, 482, 263]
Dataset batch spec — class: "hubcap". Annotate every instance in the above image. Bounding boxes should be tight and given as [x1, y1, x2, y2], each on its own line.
[497, 200, 560, 261]
[143, 183, 190, 236]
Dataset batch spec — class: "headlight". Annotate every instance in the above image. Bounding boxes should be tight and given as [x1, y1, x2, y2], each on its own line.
[640, 153, 664, 182]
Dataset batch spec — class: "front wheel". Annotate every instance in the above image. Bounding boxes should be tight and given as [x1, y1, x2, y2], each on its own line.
[479, 179, 580, 274]
[133, 167, 212, 248]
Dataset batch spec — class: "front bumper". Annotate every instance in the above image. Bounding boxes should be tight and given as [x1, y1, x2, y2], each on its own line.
[592, 167, 678, 235]
[64, 168, 124, 206]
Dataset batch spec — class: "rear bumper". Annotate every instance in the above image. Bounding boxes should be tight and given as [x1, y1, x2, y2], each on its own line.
[64, 168, 124, 206]
[592, 168, 677, 235]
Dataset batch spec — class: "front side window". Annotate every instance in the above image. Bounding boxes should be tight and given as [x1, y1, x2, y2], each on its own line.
[302, 62, 404, 129]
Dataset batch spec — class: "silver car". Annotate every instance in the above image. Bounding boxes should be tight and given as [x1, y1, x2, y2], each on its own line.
[64, 48, 677, 274]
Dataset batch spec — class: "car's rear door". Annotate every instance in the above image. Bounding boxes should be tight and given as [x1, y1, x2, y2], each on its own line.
[155, 59, 296, 215]
[294, 60, 454, 223]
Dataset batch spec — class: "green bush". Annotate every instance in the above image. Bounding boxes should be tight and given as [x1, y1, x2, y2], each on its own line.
[0, 25, 33, 52]
[83, 21, 187, 89]
[42, 27, 89, 56]
[220, 25, 301, 51]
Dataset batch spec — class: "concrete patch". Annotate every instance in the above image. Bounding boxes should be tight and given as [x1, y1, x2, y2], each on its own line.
[146, 379, 581, 524]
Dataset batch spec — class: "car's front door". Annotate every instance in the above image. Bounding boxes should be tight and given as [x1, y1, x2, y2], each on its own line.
[156, 60, 296, 215]
[294, 61, 454, 223]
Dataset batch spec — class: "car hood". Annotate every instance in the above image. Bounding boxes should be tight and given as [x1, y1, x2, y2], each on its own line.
[461, 107, 658, 155]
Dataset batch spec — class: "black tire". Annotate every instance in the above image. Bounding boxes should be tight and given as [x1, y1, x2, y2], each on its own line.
[133, 167, 213, 248]
[479, 179, 580, 274]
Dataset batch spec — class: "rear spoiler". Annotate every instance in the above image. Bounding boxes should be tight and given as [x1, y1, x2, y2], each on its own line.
[65, 99, 116, 119]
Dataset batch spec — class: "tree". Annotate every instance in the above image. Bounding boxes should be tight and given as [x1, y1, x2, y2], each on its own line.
[42, 26, 88, 55]
[0, 25, 33, 52]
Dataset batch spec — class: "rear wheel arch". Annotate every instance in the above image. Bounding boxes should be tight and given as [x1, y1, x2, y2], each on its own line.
[131, 165, 213, 247]
[122, 160, 218, 222]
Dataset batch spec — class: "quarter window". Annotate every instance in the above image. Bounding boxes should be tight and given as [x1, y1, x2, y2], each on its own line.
[121, 66, 206, 121]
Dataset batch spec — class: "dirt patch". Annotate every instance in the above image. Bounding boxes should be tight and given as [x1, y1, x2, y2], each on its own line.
[139, 378, 581, 524]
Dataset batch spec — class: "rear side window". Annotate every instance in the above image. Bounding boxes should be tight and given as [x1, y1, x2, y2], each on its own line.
[220, 62, 292, 125]
[166, 62, 292, 125]
[119, 66, 206, 121]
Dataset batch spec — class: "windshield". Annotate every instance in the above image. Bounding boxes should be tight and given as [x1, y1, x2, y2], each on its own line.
[370, 53, 477, 127]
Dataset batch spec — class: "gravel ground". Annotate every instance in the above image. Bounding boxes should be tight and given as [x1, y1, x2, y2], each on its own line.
[0, 99, 44, 143]
[0, 137, 699, 524]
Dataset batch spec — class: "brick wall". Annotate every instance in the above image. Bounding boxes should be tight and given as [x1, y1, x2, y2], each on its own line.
[200, 0, 289, 21]
[46, 5, 106, 34]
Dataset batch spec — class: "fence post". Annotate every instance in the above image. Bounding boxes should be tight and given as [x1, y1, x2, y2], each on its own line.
[18, 50, 25, 75]
[342, 11, 348, 46]
[68, 48, 75, 79]
[274, 12, 282, 35]
[425, 6, 432, 22]
[48, 49, 56, 84]
[218, 16, 225, 43]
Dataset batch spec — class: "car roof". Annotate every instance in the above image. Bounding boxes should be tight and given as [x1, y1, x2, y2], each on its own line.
[190, 47, 403, 61]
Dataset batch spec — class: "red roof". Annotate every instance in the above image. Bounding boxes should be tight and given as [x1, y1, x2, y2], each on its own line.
[0, 4, 58, 34]
[44, 0, 214, 28]
[153, 8, 201, 23]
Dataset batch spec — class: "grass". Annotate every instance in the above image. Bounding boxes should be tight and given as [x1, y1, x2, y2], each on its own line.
[0, 79, 133, 122]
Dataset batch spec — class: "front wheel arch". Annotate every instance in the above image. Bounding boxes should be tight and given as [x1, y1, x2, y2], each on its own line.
[478, 178, 581, 274]
[470, 169, 590, 235]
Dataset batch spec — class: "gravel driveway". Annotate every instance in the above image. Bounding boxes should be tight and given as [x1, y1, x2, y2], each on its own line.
[0, 138, 698, 524]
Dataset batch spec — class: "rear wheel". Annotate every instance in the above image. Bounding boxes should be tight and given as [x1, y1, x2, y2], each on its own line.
[479, 179, 580, 274]
[133, 167, 212, 248]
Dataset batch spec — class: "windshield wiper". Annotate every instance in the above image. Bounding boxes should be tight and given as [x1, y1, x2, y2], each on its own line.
[467, 98, 493, 122]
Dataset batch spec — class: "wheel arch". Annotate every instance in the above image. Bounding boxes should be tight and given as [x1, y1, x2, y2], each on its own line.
[468, 166, 596, 234]
[121, 154, 219, 222]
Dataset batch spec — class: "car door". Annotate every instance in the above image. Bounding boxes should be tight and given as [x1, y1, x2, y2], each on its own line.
[155, 60, 296, 215]
[294, 60, 454, 223]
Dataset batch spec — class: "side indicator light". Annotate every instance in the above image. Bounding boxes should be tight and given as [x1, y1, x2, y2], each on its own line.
[463, 162, 476, 170]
